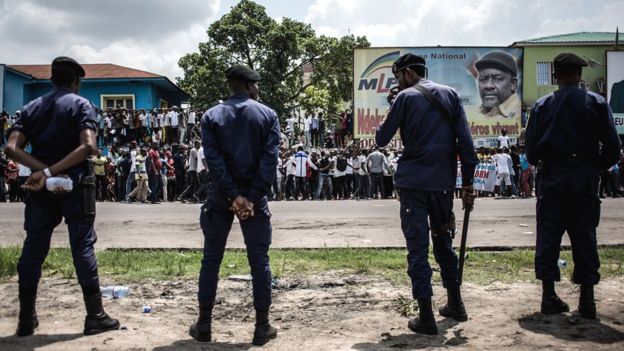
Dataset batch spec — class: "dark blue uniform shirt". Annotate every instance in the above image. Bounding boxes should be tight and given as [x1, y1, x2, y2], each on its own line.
[201, 93, 281, 203]
[376, 79, 479, 191]
[526, 86, 621, 174]
[11, 88, 97, 182]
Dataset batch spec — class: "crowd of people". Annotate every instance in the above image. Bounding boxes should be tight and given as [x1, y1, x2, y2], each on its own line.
[91, 107, 201, 147]
[2, 110, 624, 204]
[1, 107, 201, 149]
[3, 140, 623, 204]
[283, 111, 354, 149]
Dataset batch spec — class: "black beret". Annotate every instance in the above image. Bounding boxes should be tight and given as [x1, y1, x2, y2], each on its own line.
[553, 53, 588, 69]
[225, 64, 261, 82]
[392, 53, 426, 74]
[475, 51, 518, 77]
[51, 56, 85, 77]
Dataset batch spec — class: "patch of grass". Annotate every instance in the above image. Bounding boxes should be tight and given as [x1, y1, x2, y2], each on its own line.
[1, 247, 623, 285]
[0, 246, 21, 280]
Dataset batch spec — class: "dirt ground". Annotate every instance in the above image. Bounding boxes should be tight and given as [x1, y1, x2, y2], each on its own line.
[0, 273, 623, 351]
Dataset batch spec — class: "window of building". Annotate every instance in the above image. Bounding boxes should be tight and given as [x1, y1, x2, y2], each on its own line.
[536, 62, 554, 86]
[101, 95, 135, 110]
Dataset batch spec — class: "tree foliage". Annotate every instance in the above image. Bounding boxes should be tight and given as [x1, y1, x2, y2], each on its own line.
[177, 0, 370, 120]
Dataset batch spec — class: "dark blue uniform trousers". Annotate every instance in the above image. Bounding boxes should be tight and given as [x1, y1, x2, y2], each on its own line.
[535, 174, 601, 285]
[399, 188, 458, 299]
[18, 190, 99, 288]
[198, 191, 272, 310]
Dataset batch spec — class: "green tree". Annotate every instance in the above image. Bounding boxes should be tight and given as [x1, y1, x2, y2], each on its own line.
[309, 35, 370, 109]
[177, 43, 229, 110]
[177, 0, 369, 119]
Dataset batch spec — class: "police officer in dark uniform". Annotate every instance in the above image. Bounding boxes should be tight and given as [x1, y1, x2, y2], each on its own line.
[376, 53, 479, 335]
[190, 64, 280, 345]
[5, 57, 119, 336]
[525, 53, 621, 319]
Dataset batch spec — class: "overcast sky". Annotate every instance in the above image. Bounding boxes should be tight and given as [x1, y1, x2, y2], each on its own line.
[1, 0, 622, 81]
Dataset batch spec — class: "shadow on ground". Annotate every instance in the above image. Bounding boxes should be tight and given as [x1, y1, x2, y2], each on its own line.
[352, 318, 466, 350]
[152, 339, 253, 351]
[518, 312, 624, 344]
[0, 333, 84, 351]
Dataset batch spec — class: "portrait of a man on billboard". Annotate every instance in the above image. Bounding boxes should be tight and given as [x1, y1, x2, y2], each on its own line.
[475, 51, 522, 120]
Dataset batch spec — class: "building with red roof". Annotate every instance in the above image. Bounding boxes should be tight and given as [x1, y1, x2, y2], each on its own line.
[1, 63, 189, 114]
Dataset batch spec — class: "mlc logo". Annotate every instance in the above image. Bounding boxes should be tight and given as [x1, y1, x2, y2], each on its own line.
[357, 51, 400, 93]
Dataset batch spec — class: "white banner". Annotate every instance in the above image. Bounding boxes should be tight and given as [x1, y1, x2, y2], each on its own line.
[457, 162, 497, 193]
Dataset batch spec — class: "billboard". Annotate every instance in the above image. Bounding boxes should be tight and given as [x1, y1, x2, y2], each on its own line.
[606, 51, 624, 135]
[353, 47, 523, 146]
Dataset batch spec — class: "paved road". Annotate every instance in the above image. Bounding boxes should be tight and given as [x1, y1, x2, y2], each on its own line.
[1, 198, 623, 249]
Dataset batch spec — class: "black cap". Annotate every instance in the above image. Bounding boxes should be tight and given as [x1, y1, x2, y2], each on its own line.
[392, 53, 426, 74]
[475, 51, 518, 77]
[553, 53, 588, 69]
[225, 64, 261, 82]
[51, 56, 85, 77]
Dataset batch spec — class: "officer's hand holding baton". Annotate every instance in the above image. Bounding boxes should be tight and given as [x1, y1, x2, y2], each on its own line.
[460, 185, 476, 212]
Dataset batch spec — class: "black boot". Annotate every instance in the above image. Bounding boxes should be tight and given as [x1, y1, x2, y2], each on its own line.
[16, 286, 39, 337]
[408, 298, 438, 335]
[189, 302, 213, 342]
[578, 284, 596, 319]
[83, 292, 120, 335]
[439, 286, 468, 322]
[540, 281, 569, 314]
[252, 309, 277, 346]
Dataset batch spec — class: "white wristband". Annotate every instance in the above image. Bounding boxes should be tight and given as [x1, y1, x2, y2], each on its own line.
[43, 168, 52, 178]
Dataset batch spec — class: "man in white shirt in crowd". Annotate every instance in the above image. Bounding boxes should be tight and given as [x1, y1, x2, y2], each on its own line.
[169, 107, 179, 144]
[193, 145, 210, 202]
[285, 152, 297, 200]
[125, 140, 138, 198]
[178, 140, 200, 202]
[332, 150, 349, 199]
[285, 116, 296, 146]
[498, 129, 510, 149]
[492, 147, 513, 197]
[273, 155, 283, 200]
[104, 113, 113, 144]
[303, 114, 312, 147]
[158, 110, 167, 143]
[366, 147, 390, 199]
[345, 152, 355, 197]
[187, 110, 196, 143]
[352, 149, 370, 199]
[292, 146, 317, 200]
[310, 113, 320, 147]
[139, 110, 149, 140]
[178, 110, 187, 145]
[122, 110, 130, 141]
